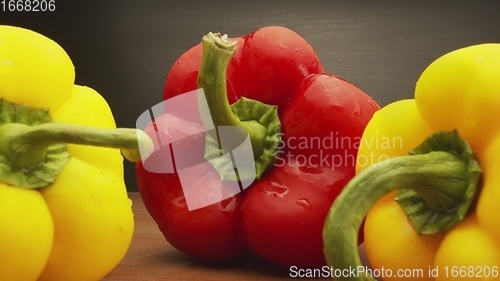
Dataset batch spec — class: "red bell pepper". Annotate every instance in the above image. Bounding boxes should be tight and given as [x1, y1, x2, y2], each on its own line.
[136, 26, 379, 269]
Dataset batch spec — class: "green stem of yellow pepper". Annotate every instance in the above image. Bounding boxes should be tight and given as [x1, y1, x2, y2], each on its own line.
[0, 123, 153, 163]
[0, 122, 152, 165]
[0, 121, 153, 189]
[322, 130, 481, 281]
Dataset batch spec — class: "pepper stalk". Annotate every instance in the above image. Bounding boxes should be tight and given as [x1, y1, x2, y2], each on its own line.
[322, 130, 481, 281]
[0, 99, 153, 189]
[197, 32, 281, 180]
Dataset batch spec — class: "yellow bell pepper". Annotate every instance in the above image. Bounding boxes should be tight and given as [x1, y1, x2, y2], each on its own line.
[323, 43, 500, 281]
[0, 25, 152, 280]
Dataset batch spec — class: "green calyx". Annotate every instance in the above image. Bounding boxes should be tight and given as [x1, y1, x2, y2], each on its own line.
[0, 99, 153, 189]
[0, 99, 70, 189]
[322, 130, 481, 281]
[395, 130, 481, 234]
[198, 32, 281, 180]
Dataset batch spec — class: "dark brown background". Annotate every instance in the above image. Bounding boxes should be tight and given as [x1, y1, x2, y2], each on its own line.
[3, 0, 500, 191]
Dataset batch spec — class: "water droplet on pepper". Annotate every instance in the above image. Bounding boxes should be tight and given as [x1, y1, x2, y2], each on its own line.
[296, 198, 312, 211]
[266, 181, 289, 198]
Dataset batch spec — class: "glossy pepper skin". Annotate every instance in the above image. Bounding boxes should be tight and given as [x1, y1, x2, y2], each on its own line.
[0, 25, 144, 281]
[137, 26, 379, 268]
[358, 44, 500, 281]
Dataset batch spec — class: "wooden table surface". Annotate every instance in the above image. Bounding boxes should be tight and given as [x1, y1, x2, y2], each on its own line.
[104, 192, 331, 280]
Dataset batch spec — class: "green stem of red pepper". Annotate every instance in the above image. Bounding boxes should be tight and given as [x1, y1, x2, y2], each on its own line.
[198, 34, 247, 135]
[322, 130, 481, 281]
[198, 32, 281, 179]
